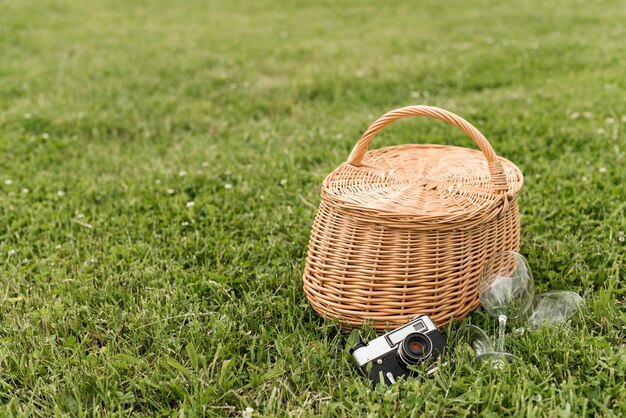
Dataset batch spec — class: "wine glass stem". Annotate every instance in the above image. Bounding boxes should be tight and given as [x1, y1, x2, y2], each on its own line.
[497, 314, 508, 352]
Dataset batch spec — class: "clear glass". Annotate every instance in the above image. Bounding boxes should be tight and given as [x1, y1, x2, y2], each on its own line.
[454, 324, 521, 366]
[526, 291, 586, 329]
[477, 351, 521, 367]
[479, 251, 534, 353]
[455, 325, 493, 355]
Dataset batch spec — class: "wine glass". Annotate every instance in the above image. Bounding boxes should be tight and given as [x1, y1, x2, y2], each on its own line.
[455, 324, 522, 365]
[478, 251, 534, 358]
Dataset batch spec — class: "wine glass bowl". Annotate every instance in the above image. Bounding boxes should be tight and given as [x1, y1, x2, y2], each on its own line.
[526, 290, 586, 329]
[479, 251, 534, 319]
[455, 325, 494, 356]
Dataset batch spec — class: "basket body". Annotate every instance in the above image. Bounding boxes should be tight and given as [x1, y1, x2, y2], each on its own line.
[302, 106, 523, 331]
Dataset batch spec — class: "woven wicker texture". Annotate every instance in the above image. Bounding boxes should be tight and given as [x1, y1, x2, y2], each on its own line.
[303, 105, 524, 331]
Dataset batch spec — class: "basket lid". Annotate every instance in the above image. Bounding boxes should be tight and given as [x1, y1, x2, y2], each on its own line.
[322, 106, 524, 228]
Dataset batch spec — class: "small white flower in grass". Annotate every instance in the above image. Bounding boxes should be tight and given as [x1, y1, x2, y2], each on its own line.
[569, 112, 580, 119]
[279, 179, 287, 186]
[606, 118, 615, 125]
[599, 167, 607, 173]
[582, 176, 589, 182]
[167, 188, 175, 195]
[24, 113, 32, 119]
[186, 201, 194, 208]
[201, 161, 209, 168]
[77, 213, 85, 219]
[242, 407, 254, 418]
[224, 183, 233, 190]
[182, 221, 189, 226]
[583, 112, 593, 119]
[178, 171, 187, 177]
[621, 116, 626, 123]
[155, 179, 161, 185]
[42, 132, 50, 139]
[597, 128, 605, 134]
[57, 190, 65, 196]
[4, 179, 12, 185]
[21, 188, 29, 194]
[207, 280, 222, 286]
[8, 250, 16, 256]
[619, 236, 625, 243]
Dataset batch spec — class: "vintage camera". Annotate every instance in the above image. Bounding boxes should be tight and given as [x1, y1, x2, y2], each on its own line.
[350, 315, 445, 386]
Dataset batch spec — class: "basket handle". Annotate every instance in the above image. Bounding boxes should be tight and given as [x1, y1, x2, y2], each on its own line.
[347, 105, 509, 193]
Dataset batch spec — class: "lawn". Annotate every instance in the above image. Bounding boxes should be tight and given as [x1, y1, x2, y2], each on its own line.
[1, 0, 625, 416]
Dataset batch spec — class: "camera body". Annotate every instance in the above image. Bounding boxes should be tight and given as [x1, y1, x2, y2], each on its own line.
[350, 315, 445, 386]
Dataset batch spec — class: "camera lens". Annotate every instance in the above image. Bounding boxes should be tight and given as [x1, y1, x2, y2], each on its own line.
[397, 333, 432, 368]
[408, 339, 425, 356]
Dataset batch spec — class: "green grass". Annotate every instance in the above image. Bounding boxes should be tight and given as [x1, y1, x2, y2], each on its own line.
[1, 0, 625, 415]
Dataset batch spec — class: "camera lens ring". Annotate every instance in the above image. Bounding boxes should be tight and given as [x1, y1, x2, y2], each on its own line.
[397, 333, 433, 368]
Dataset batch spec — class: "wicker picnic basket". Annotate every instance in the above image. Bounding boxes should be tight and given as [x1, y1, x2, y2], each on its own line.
[302, 105, 523, 331]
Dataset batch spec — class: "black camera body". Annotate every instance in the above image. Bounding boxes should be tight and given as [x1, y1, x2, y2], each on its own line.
[350, 315, 445, 386]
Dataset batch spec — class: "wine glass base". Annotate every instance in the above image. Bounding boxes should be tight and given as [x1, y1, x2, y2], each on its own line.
[477, 351, 521, 368]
